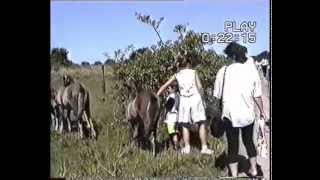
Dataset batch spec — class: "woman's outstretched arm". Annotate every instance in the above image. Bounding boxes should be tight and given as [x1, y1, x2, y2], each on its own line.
[156, 75, 176, 96]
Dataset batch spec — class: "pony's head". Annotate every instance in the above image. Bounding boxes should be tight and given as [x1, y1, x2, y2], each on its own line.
[62, 74, 74, 87]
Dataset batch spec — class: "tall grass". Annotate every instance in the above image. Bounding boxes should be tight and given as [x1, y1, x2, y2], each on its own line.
[50, 67, 226, 179]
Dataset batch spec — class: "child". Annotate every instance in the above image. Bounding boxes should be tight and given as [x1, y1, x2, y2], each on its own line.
[164, 84, 180, 150]
[157, 54, 213, 155]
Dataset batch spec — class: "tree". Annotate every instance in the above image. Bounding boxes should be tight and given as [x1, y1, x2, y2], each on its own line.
[129, 47, 149, 60]
[94, 61, 102, 66]
[253, 51, 270, 62]
[110, 49, 127, 64]
[135, 12, 165, 45]
[105, 58, 115, 65]
[81, 61, 90, 67]
[103, 52, 110, 60]
[50, 47, 73, 69]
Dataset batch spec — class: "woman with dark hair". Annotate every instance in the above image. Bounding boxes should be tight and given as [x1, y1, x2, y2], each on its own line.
[223, 41, 248, 63]
[214, 42, 267, 177]
[157, 53, 213, 155]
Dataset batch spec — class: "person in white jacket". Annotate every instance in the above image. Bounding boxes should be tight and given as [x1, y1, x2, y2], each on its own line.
[157, 54, 213, 155]
[214, 42, 267, 177]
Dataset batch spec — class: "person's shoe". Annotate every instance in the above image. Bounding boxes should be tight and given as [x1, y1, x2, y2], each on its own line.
[247, 157, 258, 177]
[181, 146, 191, 154]
[229, 162, 238, 177]
[247, 168, 258, 177]
[200, 147, 214, 155]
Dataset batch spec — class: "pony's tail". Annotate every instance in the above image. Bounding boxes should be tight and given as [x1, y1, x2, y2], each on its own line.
[77, 91, 84, 120]
[85, 90, 91, 119]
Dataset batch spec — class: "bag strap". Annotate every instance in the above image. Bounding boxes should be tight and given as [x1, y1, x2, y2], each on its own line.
[220, 65, 228, 110]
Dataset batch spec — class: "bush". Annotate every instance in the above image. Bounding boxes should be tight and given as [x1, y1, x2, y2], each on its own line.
[81, 61, 91, 67]
[112, 24, 230, 121]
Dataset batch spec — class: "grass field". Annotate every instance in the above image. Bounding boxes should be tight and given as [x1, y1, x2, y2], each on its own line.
[50, 66, 226, 179]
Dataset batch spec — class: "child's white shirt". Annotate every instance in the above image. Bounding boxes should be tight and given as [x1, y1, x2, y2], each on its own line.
[164, 92, 179, 124]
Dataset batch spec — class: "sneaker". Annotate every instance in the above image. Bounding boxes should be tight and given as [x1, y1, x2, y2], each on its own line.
[201, 147, 214, 155]
[181, 146, 191, 154]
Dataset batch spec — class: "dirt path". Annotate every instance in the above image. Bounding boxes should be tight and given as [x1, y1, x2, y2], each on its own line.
[259, 73, 271, 179]
[250, 71, 271, 179]
[259, 74, 271, 180]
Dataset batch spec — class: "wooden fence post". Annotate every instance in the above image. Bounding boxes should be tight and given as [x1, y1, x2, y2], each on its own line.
[101, 64, 106, 94]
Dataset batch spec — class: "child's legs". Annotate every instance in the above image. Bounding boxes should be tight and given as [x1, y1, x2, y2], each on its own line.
[169, 133, 179, 150]
[167, 122, 176, 135]
[172, 133, 179, 144]
[166, 120, 180, 149]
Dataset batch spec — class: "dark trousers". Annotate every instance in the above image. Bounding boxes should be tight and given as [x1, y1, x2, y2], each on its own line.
[224, 118, 257, 163]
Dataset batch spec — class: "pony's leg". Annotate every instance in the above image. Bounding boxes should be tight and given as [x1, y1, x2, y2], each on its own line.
[58, 115, 64, 133]
[50, 113, 55, 131]
[62, 108, 69, 133]
[66, 110, 72, 132]
[129, 122, 134, 148]
[67, 118, 72, 132]
[82, 111, 91, 129]
[83, 111, 96, 138]
[57, 106, 63, 133]
[78, 120, 83, 139]
[89, 118, 96, 138]
[128, 120, 133, 143]
[53, 115, 58, 131]
[152, 130, 157, 157]
[128, 119, 138, 149]
[52, 107, 59, 131]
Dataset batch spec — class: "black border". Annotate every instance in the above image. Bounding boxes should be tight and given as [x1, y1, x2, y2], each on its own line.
[6, 0, 276, 179]
[6, 0, 51, 178]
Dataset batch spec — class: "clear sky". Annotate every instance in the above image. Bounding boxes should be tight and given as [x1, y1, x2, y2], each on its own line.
[51, 0, 270, 64]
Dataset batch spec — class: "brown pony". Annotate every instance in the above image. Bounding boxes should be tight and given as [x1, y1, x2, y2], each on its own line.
[126, 90, 161, 156]
[56, 75, 96, 139]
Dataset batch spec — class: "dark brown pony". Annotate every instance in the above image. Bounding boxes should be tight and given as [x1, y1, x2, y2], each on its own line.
[126, 90, 161, 156]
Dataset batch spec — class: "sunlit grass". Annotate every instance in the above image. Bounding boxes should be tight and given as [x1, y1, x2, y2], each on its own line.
[50, 67, 225, 179]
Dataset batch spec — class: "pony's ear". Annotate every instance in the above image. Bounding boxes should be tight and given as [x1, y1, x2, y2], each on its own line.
[62, 75, 67, 85]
